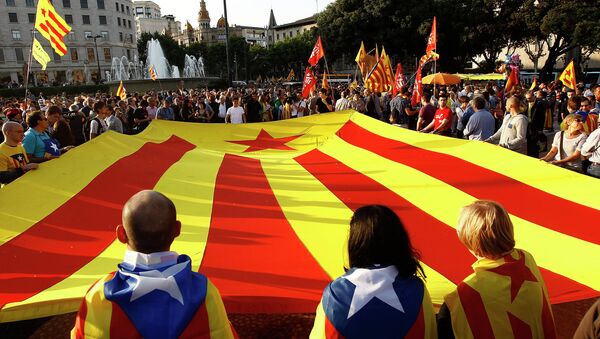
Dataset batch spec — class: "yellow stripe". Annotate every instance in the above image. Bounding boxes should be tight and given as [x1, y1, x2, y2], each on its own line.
[205, 280, 236, 339]
[320, 135, 600, 291]
[262, 158, 351, 279]
[308, 301, 326, 339]
[351, 113, 600, 208]
[155, 148, 224, 271]
[82, 274, 114, 339]
[422, 288, 438, 339]
[0, 132, 149, 245]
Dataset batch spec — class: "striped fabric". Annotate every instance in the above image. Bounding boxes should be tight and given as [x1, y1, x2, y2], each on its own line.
[0, 112, 598, 322]
[35, 0, 71, 56]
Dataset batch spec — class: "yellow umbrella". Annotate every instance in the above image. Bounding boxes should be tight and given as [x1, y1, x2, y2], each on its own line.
[422, 73, 462, 85]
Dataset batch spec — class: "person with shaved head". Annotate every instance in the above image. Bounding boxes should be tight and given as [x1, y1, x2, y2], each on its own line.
[485, 96, 529, 154]
[0, 121, 38, 185]
[72, 190, 237, 339]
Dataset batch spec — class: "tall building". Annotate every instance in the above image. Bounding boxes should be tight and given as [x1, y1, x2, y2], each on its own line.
[0, 0, 138, 85]
[266, 11, 317, 46]
[133, 0, 180, 36]
[173, 0, 267, 47]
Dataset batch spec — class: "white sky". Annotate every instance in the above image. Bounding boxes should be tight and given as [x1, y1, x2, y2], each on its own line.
[151, 0, 335, 28]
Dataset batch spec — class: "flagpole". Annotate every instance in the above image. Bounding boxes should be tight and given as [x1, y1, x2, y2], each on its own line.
[24, 29, 36, 101]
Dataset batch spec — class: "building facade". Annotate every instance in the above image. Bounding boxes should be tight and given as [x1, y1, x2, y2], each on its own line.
[0, 0, 137, 86]
[133, 1, 180, 37]
[266, 10, 317, 46]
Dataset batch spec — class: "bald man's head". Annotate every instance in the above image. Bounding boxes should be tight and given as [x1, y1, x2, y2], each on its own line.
[2, 121, 25, 144]
[121, 190, 179, 253]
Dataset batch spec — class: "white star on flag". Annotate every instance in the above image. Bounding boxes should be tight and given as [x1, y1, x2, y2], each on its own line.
[119, 261, 188, 305]
[50, 142, 59, 153]
[344, 265, 404, 319]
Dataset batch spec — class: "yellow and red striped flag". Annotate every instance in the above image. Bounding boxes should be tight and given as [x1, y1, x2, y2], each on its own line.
[116, 80, 127, 100]
[35, 0, 72, 56]
[380, 47, 395, 92]
[558, 59, 576, 90]
[149, 65, 157, 81]
[0, 113, 598, 322]
[365, 57, 387, 93]
[321, 72, 329, 90]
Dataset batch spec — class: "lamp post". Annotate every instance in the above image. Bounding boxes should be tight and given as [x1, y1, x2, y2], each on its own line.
[223, 0, 231, 86]
[88, 34, 102, 84]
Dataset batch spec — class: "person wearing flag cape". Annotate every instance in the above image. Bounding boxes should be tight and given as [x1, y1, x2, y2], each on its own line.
[310, 205, 437, 338]
[72, 190, 237, 339]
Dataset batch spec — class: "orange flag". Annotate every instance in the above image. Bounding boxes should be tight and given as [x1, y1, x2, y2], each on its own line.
[302, 67, 317, 98]
[529, 76, 537, 91]
[558, 60, 576, 90]
[322, 72, 329, 90]
[116, 81, 127, 100]
[308, 36, 325, 66]
[505, 69, 519, 92]
[426, 17, 437, 57]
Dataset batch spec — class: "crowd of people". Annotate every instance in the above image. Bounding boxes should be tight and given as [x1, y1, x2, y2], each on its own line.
[1, 79, 600, 185]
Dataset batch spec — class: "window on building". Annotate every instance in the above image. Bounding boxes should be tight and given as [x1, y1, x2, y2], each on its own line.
[28, 13, 35, 23]
[80, 0, 88, 9]
[82, 15, 90, 24]
[126, 49, 131, 60]
[103, 47, 111, 61]
[135, 7, 143, 15]
[0, 49, 5, 63]
[15, 48, 24, 62]
[65, 14, 73, 24]
[128, 33, 133, 43]
[8, 13, 18, 23]
[11, 29, 21, 40]
[67, 31, 76, 41]
[119, 32, 123, 42]
[87, 48, 95, 62]
[99, 15, 106, 25]
[96, 0, 104, 9]
[63, 0, 71, 8]
[126, 6, 129, 14]
[26, 0, 35, 6]
[117, 17, 121, 26]
[6, 0, 15, 6]
[53, 51, 61, 63]
[100, 31, 109, 41]
[70, 48, 78, 62]
[84, 31, 93, 39]
[120, 4, 124, 12]
[115, 2, 119, 11]
[276, 33, 279, 40]
[128, 20, 131, 29]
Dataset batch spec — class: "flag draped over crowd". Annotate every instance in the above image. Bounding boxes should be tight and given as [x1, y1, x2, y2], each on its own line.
[0, 112, 599, 322]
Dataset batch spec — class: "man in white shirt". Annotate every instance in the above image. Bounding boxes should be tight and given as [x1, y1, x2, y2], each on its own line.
[225, 97, 246, 124]
[335, 90, 351, 111]
[146, 98, 158, 120]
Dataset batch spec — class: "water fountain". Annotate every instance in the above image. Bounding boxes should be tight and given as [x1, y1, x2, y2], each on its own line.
[146, 38, 172, 79]
[183, 55, 206, 78]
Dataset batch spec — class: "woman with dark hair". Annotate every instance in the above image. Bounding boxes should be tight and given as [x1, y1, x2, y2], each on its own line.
[310, 205, 436, 338]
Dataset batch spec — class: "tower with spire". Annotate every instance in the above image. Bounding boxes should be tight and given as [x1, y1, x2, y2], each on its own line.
[198, 0, 210, 29]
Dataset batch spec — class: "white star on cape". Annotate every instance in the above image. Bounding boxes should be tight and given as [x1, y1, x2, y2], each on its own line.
[119, 261, 188, 305]
[344, 265, 404, 319]
[50, 142, 59, 153]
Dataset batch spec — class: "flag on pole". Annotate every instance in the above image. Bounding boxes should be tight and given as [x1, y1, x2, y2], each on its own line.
[426, 17, 437, 57]
[411, 66, 423, 107]
[35, 0, 72, 56]
[308, 36, 325, 66]
[32, 38, 51, 71]
[321, 72, 329, 90]
[381, 47, 395, 92]
[392, 63, 405, 96]
[286, 69, 295, 81]
[529, 76, 537, 91]
[116, 81, 127, 100]
[505, 69, 519, 93]
[302, 67, 317, 98]
[558, 60, 576, 90]
[149, 65, 157, 81]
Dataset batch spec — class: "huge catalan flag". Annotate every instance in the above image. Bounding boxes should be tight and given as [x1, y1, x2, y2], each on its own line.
[0, 112, 599, 322]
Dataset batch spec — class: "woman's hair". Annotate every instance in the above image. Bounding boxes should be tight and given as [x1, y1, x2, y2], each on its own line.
[457, 200, 515, 259]
[26, 110, 45, 128]
[564, 113, 583, 127]
[348, 205, 425, 279]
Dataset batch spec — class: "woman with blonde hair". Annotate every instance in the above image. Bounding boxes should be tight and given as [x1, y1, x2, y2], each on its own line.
[437, 200, 556, 338]
[541, 113, 587, 172]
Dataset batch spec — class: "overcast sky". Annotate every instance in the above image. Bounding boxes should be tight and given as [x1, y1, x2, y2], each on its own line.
[151, 0, 335, 28]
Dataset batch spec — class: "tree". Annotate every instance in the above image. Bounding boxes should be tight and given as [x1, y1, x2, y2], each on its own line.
[137, 32, 186, 69]
[517, 0, 600, 81]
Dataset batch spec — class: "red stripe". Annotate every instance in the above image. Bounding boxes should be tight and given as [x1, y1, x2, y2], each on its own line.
[295, 149, 474, 282]
[507, 312, 533, 339]
[199, 154, 331, 313]
[179, 303, 211, 338]
[48, 10, 70, 34]
[0, 136, 195, 309]
[336, 120, 600, 245]
[72, 295, 88, 338]
[44, 19, 67, 44]
[404, 305, 425, 339]
[457, 283, 495, 338]
[109, 303, 141, 338]
[294, 149, 600, 303]
[38, 23, 67, 54]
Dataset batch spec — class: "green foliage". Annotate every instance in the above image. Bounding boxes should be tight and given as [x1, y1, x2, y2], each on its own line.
[137, 32, 187, 69]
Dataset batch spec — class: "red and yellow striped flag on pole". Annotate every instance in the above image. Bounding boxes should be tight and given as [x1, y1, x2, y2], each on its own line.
[116, 80, 127, 100]
[35, 0, 71, 56]
[149, 65, 157, 81]
[558, 59, 576, 90]
[0, 113, 598, 322]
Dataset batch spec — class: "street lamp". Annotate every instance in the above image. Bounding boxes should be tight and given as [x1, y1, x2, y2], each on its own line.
[87, 34, 102, 84]
[223, 0, 231, 86]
